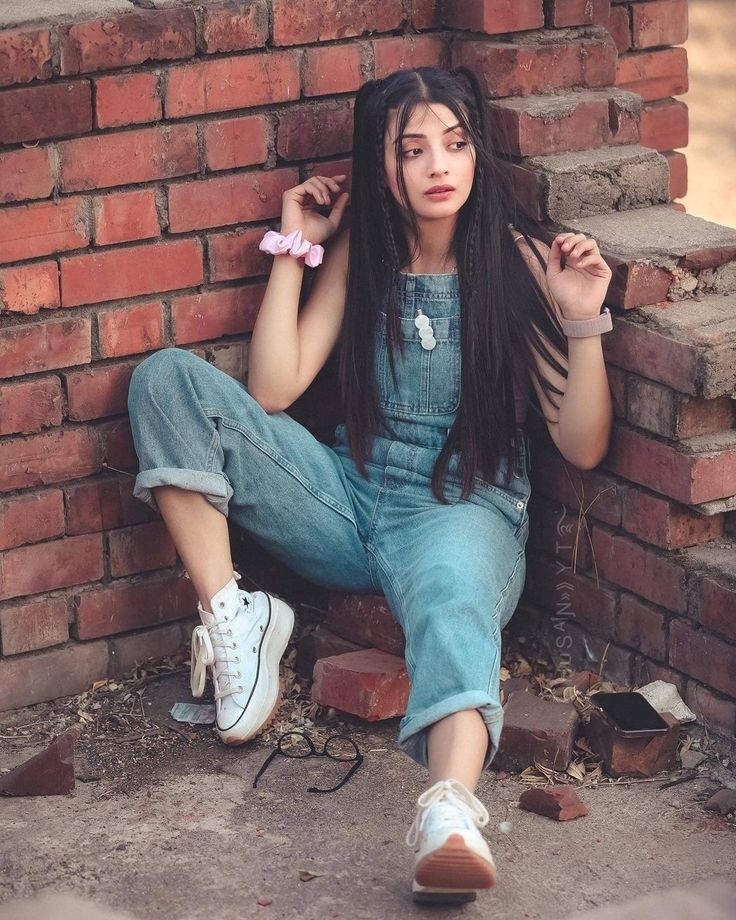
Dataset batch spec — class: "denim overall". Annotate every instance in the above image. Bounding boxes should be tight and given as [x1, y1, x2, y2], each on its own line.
[128, 270, 532, 772]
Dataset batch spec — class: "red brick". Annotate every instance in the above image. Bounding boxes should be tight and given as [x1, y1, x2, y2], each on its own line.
[639, 98, 688, 151]
[627, 376, 734, 439]
[0, 27, 52, 87]
[0, 490, 65, 551]
[272, 0, 404, 45]
[0, 596, 69, 655]
[295, 624, 364, 680]
[685, 683, 736, 739]
[526, 554, 618, 638]
[529, 445, 622, 527]
[620, 486, 723, 550]
[203, 115, 269, 172]
[669, 619, 735, 698]
[590, 525, 687, 613]
[525, 499, 594, 568]
[0, 197, 88, 264]
[303, 43, 363, 96]
[74, 572, 197, 640]
[616, 47, 688, 102]
[311, 648, 410, 720]
[608, 4, 631, 54]
[373, 35, 444, 80]
[93, 189, 161, 246]
[207, 227, 272, 282]
[60, 238, 203, 308]
[165, 51, 299, 118]
[585, 708, 680, 777]
[495, 690, 579, 772]
[201, 1, 269, 53]
[326, 592, 405, 655]
[0, 317, 91, 378]
[666, 150, 687, 199]
[0, 81, 92, 144]
[109, 622, 188, 678]
[276, 100, 353, 161]
[488, 95, 610, 157]
[631, 0, 688, 49]
[109, 520, 178, 577]
[518, 785, 589, 820]
[60, 9, 196, 75]
[98, 419, 138, 471]
[65, 361, 137, 421]
[0, 260, 60, 314]
[453, 33, 616, 98]
[0, 427, 100, 493]
[617, 593, 667, 659]
[444, 0, 543, 32]
[689, 574, 736, 643]
[98, 301, 164, 358]
[409, 0, 441, 29]
[65, 475, 155, 536]
[0, 376, 62, 436]
[167, 167, 297, 232]
[58, 123, 198, 193]
[95, 71, 162, 129]
[0, 639, 109, 711]
[0, 147, 54, 204]
[0, 533, 104, 602]
[544, 0, 596, 27]
[172, 283, 265, 344]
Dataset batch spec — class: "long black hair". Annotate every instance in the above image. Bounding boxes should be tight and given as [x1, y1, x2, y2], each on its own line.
[338, 65, 569, 503]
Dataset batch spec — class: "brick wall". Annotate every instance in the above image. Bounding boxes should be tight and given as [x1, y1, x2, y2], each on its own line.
[0, 1, 734, 738]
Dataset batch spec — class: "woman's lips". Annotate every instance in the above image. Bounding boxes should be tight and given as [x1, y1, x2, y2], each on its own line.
[424, 188, 454, 200]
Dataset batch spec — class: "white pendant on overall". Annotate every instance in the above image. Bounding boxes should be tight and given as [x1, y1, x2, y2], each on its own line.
[414, 309, 436, 350]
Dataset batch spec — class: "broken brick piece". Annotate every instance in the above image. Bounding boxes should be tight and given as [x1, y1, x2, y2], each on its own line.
[703, 788, 736, 816]
[518, 785, 589, 821]
[584, 709, 680, 778]
[326, 592, 405, 656]
[295, 624, 364, 680]
[311, 648, 409, 720]
[0, 729, 76, 796]
[493, 690, 579, 773]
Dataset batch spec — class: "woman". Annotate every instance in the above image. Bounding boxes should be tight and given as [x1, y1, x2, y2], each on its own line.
[127, 65, 613, 903]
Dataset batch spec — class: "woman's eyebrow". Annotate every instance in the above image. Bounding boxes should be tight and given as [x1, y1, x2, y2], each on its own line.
[400, 123, 464, 139]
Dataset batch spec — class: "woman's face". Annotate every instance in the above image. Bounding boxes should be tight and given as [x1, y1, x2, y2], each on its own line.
[383, 102, 476, 222]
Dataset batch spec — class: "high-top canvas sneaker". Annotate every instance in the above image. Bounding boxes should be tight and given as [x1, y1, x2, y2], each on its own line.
[189, 572, 295, 745]
[406, 778, 497, 904]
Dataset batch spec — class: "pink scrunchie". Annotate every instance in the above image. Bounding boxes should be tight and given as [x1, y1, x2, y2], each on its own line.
[259, 229, 324, 268]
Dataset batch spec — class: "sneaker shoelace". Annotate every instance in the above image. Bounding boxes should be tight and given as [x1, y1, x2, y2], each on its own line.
[190, 588, 256, 702]
[405, 778, 490, 849]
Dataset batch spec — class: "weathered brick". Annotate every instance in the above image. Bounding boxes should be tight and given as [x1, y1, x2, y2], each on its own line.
[685, 682, 736, 739]
[494, 690, 579, 772]
[0, 27, 52, 87]
[0, 533, 104, 602]
[0, 376, 62, 436]
[65, 361, 136, 422]
[303, 43, 363, 96]
[0, 596, 69, 655]
[207, 227, 273, 282]
[295, 624, 364, 680]
[616, 47, 688, 102]
[669, 619, 735, 698]
[639, 98, 688, 151]
[0, 260, 60, 314]
[0, 427, 100, 493]
[544, 0, 596, 28]
[93, 189, 160, 246]
[60, 9, 196, 75]
[326, 593, 405, 655]
[207, 341, 249, 381]
[444, 0, 544, 33]
[65, 475, 155, 536]
[631, 0, 688, 50]
[311, 648, 410, 720]
[0, 640, 109, 711]
[488, 94, 611, 157]
[0, 81, 92, 144]
[518, 785, 589, 820]
[0, 197, 88, 265]
[201, 1, 269, 53]
[272, 0, 404, 45]
[172, 283, 265, 344]
[61, 239, 203, 308]
[203, 115, 269, 172]
[688, 573, 736, 643]
[98, 419, 138, 471]
[617, 593, 667, 659]
[276, 100, 354, 161]
[584, 708, 680, 777]
[95, 72, 161, 129]
[74, 573, 197, 640]
[109, 520, 178, 577]
[373, 35, 444, 79]
[0, 490, 65, 551]
[98, 301, 164, 358]
[620, 486, 723, 550]
[0, 317, 91, 379]
[0, 147, 54, 204]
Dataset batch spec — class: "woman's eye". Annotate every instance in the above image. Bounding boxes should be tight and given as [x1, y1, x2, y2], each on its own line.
[401, 148, 421, 157]
[452, 141, 468, 150]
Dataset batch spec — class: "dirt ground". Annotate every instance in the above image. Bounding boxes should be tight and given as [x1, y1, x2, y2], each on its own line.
[1, 633, 735, 920]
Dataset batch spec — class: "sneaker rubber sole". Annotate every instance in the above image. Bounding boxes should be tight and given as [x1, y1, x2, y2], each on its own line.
[412, 832, 496, 904]
[218, 595, 294, 746]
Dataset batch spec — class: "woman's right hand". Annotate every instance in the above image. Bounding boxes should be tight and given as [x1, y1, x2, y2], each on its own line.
[280, 174, 350, 246]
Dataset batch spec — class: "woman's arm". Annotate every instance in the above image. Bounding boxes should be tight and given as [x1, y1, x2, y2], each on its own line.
[516, 235, 613, 470]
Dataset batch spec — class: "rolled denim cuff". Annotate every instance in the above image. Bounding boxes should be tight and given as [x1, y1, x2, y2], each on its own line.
[133, 467, 233, 516]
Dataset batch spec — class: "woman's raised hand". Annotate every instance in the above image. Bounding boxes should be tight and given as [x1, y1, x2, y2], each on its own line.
[280, 174, 350, 246]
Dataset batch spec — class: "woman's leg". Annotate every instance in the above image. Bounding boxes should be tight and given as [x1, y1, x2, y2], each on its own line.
[151, 486, 233, 613]
[427, 710, 489, 792]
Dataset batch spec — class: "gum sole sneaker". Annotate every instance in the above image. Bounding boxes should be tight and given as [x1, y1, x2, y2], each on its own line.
[190, 574, 295, 745]
[406, 778, 497, 905]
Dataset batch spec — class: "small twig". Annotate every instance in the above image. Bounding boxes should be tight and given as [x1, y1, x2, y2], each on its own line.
[659, 769, 699, 790]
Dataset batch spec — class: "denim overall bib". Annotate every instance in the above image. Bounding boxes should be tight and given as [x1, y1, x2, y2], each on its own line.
[128, 270, 532, 772]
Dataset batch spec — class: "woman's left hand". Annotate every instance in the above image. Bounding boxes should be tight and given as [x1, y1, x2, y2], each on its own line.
[545, 232, 613, 321]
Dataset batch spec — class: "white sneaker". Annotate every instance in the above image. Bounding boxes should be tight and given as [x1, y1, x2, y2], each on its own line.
[406, 778, 497, 904]
[189, 571, 295, 745]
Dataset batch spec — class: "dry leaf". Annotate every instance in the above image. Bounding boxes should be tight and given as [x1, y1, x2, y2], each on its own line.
[297, 869, 325, 881]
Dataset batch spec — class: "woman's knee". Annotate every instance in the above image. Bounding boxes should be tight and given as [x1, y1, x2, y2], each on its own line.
[128, 347, 200, 409]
